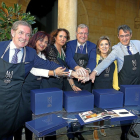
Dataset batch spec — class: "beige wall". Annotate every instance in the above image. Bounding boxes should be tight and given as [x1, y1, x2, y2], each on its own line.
[1, 0, 140, 46]
[78, 0, 140, 46]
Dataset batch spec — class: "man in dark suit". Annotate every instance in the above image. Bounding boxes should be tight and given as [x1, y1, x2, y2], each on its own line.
[65, 24, 96, 93]
[0, 20, 78, 140]
[65, 24, 96, 140]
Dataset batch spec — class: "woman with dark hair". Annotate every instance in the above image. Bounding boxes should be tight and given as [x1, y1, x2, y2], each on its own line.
[14, 31, 68, 140]
[40, 28, 76, 90]
[93, 36, 119, 140]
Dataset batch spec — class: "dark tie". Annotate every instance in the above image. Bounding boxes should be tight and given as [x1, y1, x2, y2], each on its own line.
[127, 46, 132, 55]
[11, 48, 20, 64]
[79, 45, 83, 53]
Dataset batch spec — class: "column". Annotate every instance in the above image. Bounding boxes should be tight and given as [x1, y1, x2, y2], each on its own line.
[58, 0, 77, 40]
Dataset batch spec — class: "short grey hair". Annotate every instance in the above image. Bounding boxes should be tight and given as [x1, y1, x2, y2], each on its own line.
[76, 24, 89, 33]
[11, 20, 32, 34]
[117, 25, 132, 36]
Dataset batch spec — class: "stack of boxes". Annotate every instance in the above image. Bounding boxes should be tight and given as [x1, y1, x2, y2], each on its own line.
[30, 85, 140, 115]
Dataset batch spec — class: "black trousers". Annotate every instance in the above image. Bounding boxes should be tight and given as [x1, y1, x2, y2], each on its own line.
[44, 135, 56, 140]
[14, 126, 32, 140]
[120, 120, 132, 136]
[121, 125, 131, 135]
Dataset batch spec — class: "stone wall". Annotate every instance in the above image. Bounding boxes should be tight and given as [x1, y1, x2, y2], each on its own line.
[1, 0, 140, 45]
[78, 0, 140, 45]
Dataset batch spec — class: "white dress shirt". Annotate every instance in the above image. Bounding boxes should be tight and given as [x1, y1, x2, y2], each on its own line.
[9, 41, 49, 77]
[124, 43, 133, 54]
[30, 52, 49, 78]
[9, 41, 23, 63]
[77, 42, 86, 50]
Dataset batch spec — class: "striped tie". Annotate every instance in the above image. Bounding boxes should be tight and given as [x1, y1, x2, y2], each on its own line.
[11, 48, 20, 64]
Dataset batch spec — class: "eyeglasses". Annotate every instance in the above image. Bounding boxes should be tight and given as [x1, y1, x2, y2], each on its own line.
[77, 32, 89, 36]
[17, 31, 31, 38]
[119, 34, 131, 38]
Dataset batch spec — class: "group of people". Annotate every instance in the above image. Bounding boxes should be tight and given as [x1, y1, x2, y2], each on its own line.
[0, 20, 139, 140]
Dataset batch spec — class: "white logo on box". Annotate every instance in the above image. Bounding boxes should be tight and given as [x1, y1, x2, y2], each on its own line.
[135, 92, 139, 101]
[47, 96, 52, 107]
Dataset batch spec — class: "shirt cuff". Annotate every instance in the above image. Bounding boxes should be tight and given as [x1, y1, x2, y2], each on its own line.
[68, 70, 72, 77]
[93, 70, 99, 76]
[30, 68, 49, 78]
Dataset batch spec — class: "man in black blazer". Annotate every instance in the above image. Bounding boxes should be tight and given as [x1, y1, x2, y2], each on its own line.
[0, 20, 78, 140]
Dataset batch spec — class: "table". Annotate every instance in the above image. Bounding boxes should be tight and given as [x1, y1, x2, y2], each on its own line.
[31, 106, 140, 140]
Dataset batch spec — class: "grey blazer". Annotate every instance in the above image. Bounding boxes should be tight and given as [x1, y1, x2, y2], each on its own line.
[94, 40, 140, 75]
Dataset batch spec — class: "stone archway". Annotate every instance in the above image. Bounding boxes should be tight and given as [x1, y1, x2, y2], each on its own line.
[77, 0, 89, 27]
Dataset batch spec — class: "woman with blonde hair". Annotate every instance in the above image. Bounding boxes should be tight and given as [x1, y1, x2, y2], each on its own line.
[93, 36, 119, 140]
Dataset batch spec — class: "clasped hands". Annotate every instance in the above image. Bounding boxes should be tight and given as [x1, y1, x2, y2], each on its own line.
[54, 67, 88, 80]
[71, 67, 97, 83]
[54, 66, 96, 83]
[71, 67, 89, 83]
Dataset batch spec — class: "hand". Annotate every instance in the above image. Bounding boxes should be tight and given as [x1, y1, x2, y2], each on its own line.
[89, 71, 97, 83]
[76, 67, 87, 77]
[81, 76, 90, 83]
[71, 71, 78, 79]
[80, 71, 90, 83]
[71, 71, 83, 81]
[55, 67, 69, 77]
[68, 78, 82, 91]
[71, 85, 82, 91]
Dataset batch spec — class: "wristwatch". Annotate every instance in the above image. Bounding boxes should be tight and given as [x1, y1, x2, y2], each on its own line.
[86, 68, 91, 74]
[53, 70, 59, 78]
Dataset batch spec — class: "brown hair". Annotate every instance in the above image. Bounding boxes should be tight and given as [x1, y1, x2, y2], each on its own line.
[50, 28, 70, 50]
[96, 36, 112, 55]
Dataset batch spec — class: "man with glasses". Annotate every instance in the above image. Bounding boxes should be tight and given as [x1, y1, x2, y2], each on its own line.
[89, 24, 140, 140]
[65, 24, 96, 93]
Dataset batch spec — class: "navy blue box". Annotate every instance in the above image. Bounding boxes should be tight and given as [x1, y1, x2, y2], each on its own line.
[25, 114, 67, 137]
[120, 85, 140, 106]
[31, 88, 63, 115]
[92, 89, 123, 109]
[63, 90, 94, 112]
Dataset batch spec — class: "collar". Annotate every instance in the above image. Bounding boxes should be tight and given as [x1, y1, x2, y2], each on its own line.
[119, 42, 131, 48]
[38, 52, 46, 60]
[77, 41, 86, 47]
[54, 44, 65, 57]
[10, 41, 22, 51]
[38, 52, 42, 57]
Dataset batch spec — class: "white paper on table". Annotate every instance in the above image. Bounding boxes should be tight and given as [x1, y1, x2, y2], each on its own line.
[112, 109, 134, 117]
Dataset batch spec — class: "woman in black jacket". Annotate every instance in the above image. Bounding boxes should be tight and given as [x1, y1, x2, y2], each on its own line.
[40, 28, 76, 90]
